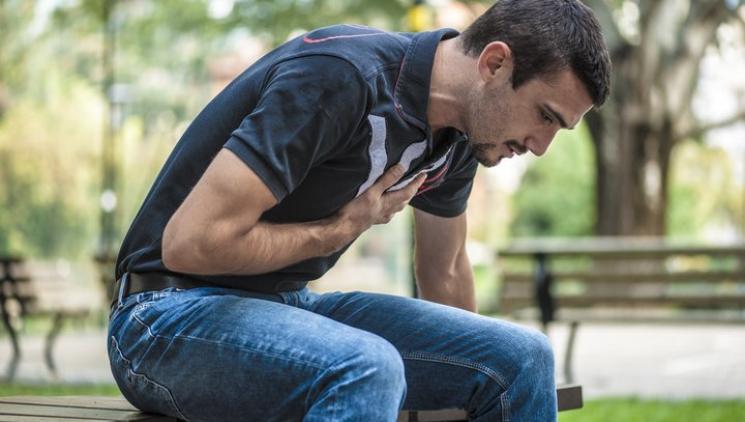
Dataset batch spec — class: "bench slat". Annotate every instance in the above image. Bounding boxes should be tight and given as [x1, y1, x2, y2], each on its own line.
[0, 396, 137, 411]
[0, 403, 152, 421]
[500, 294, 745, 306]
[556, 296, 745, 307]
[502, 270, 745, 284]
[0, 416, 104, 422]
[0, 387, 582, 421]
[498, 243, 745, 258]
[398, 409, 468, 421]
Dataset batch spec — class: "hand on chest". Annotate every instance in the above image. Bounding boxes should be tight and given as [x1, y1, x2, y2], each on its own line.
[356, 114, 453, 198]
[263, 114, 456, 223]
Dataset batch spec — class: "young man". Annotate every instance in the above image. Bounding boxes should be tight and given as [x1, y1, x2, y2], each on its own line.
[108, 0, 610, 420]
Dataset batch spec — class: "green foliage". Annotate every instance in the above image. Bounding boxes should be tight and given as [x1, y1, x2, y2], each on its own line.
[221, 0, 408, 45]
[0, 0, 414, 259]
[0, 1, 35, 104]
[0, 75, 101, 258]
[3, 0, 739, 260]
[510, 124, 596, 237]
[667, 141, 740, 238]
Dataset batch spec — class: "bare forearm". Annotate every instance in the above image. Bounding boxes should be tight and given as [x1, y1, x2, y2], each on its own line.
[417, 253, 477, 312]
[418, 275, 477, 313]
[165, 217, 353, 276]
[219, 219, 347, 274]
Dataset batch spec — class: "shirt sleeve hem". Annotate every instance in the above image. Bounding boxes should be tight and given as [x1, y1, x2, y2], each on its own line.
[409, 199, 467, 218]
[224, 138, 289, 202]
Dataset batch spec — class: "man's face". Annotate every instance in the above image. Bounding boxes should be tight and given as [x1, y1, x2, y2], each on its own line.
[463, 68, 594, 167]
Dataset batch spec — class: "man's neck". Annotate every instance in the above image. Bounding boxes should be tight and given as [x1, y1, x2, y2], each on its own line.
[427, 37, 473, 135]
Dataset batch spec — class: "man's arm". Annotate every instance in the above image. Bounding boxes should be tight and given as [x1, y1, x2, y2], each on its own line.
[413, 208, 477, 312]
[162, 148, 425, 276]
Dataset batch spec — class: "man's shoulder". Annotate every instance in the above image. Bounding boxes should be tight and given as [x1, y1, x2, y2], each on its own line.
[274, 25, 411, 79]
[301, 24, 410, 47]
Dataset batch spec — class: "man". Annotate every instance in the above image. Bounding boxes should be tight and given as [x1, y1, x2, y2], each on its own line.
[108, 0, 610, 420]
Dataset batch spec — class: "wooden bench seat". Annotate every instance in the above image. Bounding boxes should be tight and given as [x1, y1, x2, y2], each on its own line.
[0, 256, 99, 381]
[0, 386, 582, 420]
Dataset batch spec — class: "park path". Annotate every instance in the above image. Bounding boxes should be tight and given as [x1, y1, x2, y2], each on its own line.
[1, 320, 743, 400]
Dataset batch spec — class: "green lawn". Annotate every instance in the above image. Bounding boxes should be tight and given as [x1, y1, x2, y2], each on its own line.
[0, 382, 120, 397]
[1, 383, 743, 421]
[559, 398, 745, 422]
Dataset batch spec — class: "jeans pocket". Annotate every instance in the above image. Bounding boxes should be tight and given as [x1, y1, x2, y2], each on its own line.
[109, 336, 188, 421]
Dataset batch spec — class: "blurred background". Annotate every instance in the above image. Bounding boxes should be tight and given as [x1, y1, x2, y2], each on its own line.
[0, 0, 744, 420]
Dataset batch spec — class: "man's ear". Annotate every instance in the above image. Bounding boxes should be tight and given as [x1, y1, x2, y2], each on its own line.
[477, 41, 513, 84]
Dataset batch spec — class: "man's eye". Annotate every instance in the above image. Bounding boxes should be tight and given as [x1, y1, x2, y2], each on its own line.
[541, 111, 553, 123]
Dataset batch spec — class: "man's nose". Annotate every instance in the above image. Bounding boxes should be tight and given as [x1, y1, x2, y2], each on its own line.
[526, 128, 559, 157]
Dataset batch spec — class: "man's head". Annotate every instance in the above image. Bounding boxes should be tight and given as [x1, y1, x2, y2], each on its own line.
[455, 0, 611, 166]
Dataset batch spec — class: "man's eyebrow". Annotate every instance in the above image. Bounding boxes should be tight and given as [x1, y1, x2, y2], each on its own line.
[544, 105, 572, 129]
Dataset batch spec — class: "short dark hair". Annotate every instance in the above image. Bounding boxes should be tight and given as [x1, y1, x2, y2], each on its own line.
[461, 0, 611, 106]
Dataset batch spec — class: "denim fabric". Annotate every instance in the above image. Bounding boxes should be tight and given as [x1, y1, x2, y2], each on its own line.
[108, 283, 557, 422]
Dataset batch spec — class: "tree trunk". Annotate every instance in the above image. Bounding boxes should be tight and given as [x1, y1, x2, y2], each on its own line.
[581, 0, 741, 237]
[589, 105, 676, 236]
[586, 45, 675, 237]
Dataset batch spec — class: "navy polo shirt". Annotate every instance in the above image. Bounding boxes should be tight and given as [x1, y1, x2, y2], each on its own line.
[117, 25, 478, 291]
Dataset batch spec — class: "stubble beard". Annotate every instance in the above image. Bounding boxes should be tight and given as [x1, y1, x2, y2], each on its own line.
[465, 88, 506, 168]
[471, 143, 500, 167]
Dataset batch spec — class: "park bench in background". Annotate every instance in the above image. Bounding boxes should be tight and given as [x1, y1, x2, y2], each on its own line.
[0, 385, 582, 420]
[94, 251, 118, 305]
[0, 256, 101, 381]
[496, 237, 745, 383]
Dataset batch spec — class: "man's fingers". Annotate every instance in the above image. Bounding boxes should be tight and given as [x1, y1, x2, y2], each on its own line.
[370, 164, 405, 194]
[405, 172, 427, 195]
[410, 172, 427, 192]
[384, 172, 426, 203]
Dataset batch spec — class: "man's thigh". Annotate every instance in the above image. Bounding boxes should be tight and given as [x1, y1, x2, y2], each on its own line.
[304, 290, 551, 413]
[107, 286, 399, 421]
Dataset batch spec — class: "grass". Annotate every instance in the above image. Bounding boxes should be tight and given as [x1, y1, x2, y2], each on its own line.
[1, 384, 743, 421]
[0, 382, 120, 397]
[559, 398, 745, 422]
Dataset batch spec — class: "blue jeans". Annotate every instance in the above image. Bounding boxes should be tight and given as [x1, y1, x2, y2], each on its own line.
[108, 280, 557, 421]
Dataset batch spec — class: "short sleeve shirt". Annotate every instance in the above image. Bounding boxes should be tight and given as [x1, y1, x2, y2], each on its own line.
[116, 25, 478, 291]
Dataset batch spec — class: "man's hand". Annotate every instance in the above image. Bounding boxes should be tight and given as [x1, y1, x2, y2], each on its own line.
[333, 165, 426, 242]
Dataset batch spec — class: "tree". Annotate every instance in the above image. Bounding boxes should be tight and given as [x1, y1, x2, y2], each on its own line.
[583, 0, 745, 235]
[0, 0, 414, 258]
[511, 124, 596, 238]
[0, 1, 35, 119]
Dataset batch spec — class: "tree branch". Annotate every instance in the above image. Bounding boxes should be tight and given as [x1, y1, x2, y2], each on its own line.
[670, 3, 745, 124]
[679, 110, 745, 140]
[664, 2, 729, 120]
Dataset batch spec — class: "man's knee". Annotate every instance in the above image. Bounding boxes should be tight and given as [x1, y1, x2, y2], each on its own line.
[321, 332, 406, 398]
[482, 323, 555, 384]
[519, 329, 555, 376]
[306, 334, 406, 419]
[350, 335, 406, 385]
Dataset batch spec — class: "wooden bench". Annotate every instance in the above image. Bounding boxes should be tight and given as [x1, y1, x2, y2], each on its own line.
[0, 256, 98, 381]
[496, 237, 745, 383]
[0, 386, 582, 420]
[93, 252, 118, 306]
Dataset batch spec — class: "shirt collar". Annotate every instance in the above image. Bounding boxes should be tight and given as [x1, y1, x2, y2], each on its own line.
[394, 28, 460, 133]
